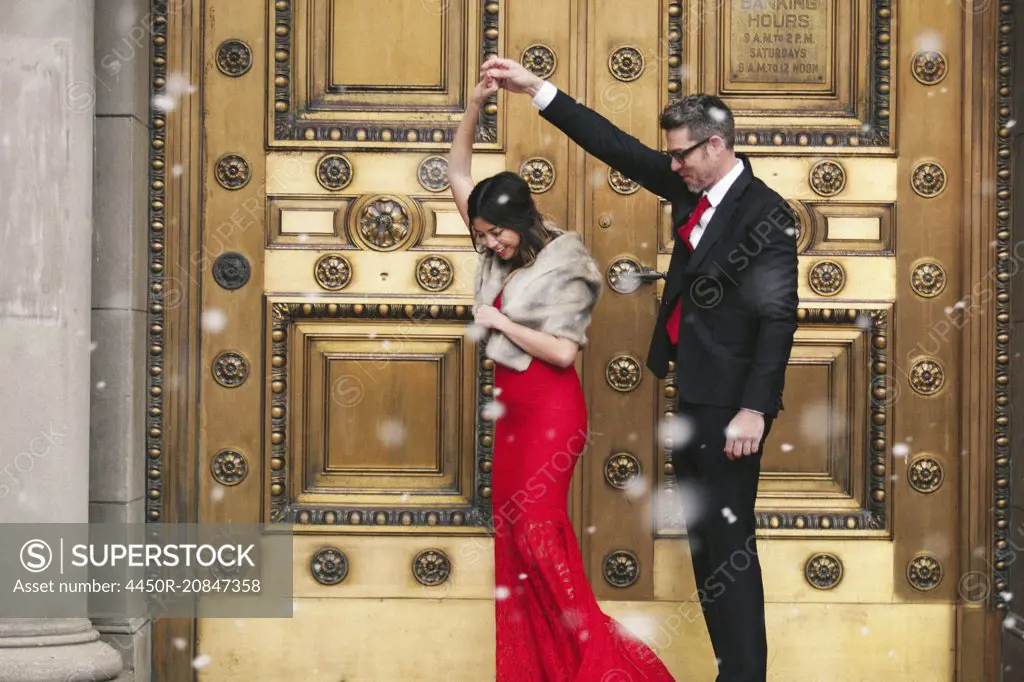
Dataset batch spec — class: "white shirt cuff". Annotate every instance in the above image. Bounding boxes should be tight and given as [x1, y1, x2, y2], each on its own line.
[532, 81, 557, 110]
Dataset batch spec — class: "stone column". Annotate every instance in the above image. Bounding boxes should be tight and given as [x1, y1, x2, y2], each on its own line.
[88, 0, 155, 678]
[0, 1, 125, 680]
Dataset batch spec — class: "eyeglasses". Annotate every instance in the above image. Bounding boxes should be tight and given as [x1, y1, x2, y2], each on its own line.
[666, 137, 712, 163]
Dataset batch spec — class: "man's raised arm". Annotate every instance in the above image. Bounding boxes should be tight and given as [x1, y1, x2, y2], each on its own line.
[482, 57, 694, 204]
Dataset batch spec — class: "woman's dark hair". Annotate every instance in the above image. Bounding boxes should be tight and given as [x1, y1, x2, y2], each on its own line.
[468, 171, 552, 268]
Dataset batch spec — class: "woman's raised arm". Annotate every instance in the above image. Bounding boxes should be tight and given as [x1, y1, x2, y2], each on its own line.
[449, 77, 498, 226]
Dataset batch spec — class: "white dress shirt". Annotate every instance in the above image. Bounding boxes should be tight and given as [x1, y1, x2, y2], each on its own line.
[532, 81, 559, 110]
[689, 159, 744, 249]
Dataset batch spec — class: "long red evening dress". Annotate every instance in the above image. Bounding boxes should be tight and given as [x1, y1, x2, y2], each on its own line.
[490, 289, 676, 682]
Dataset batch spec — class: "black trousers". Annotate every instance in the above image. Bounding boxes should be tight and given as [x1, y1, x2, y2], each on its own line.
[672, 402, 775, 682]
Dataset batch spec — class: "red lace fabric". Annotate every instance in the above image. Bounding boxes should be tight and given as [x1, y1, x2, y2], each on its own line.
[491, 291, 676, 681]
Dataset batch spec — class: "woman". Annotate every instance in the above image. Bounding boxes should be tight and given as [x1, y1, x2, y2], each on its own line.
[449, 77, 676, 681]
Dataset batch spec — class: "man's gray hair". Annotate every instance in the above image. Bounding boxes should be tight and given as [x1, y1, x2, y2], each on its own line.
[660, 94, 735, 149]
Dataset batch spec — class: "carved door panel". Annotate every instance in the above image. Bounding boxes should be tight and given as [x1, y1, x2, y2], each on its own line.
[156, 0, 990, 679]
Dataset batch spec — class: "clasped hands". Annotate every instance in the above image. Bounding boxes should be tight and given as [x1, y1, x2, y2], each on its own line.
[479, 57, 543, 96]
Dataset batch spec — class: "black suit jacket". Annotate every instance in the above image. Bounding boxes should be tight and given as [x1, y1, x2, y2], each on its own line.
[540, 89, 799, 417]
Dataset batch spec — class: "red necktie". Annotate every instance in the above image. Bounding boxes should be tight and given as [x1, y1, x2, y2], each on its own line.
[666, 194, 711, 345]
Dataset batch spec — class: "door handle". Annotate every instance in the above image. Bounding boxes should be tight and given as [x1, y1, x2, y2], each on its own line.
[635, 267, 665, 283]
[607, 259, 665, 294]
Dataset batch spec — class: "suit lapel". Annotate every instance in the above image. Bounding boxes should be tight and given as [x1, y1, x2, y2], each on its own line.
[686, 164, 753, 272]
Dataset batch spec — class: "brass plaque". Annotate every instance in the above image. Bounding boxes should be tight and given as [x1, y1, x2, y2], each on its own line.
[726, 0, 834, 91]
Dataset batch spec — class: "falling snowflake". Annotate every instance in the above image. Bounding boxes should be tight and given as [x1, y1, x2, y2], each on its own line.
[211, 487, 224, 502]
[1007, 119, 1017, 130]
[585, 525, 597, 535]
[1004, 615, 1017, 630]
[167, 73, 196, 96]
[721, 507, 737, 524]
[377, 418, 407, 448]
[234, 620, 245, 628]
[614, 613, 658, 642]
[780, 443, 794, 452]
[624, 477, 650, 500]
[96, 381, 107, 390]
[192, 654, 211, 670]
[400, 492, 410, 503]
[152, 94, 176, 112]
[202, 309, 227, 333]
[546, 428, 557, 440]
[1001, 591, 1014, 602]
[495, 586, 511, 600]
[172, 164, 184, 178]
[861, 626, 870, 636]
[496, 194, 509, 205]
[801, 400, 838, 434]
[915, 31, 944, 53]
[893, 443, 911, 458]
[888, 650, 896, 658]
[674, 480, 710, 529]
[481, 400, 507, 422]
[659, 413, 696, 451]
[173, 638, 187, 651]
[518, 573, 528, 580]
[579, 630, 590, 642]
[615, 270, 642, 294]
[709, 106, 728, 123]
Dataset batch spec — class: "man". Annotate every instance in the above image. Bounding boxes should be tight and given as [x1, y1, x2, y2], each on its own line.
[481, 57, 799, 682]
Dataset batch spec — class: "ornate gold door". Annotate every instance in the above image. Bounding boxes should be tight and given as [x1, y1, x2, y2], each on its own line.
[152, 0, 1009, 679]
